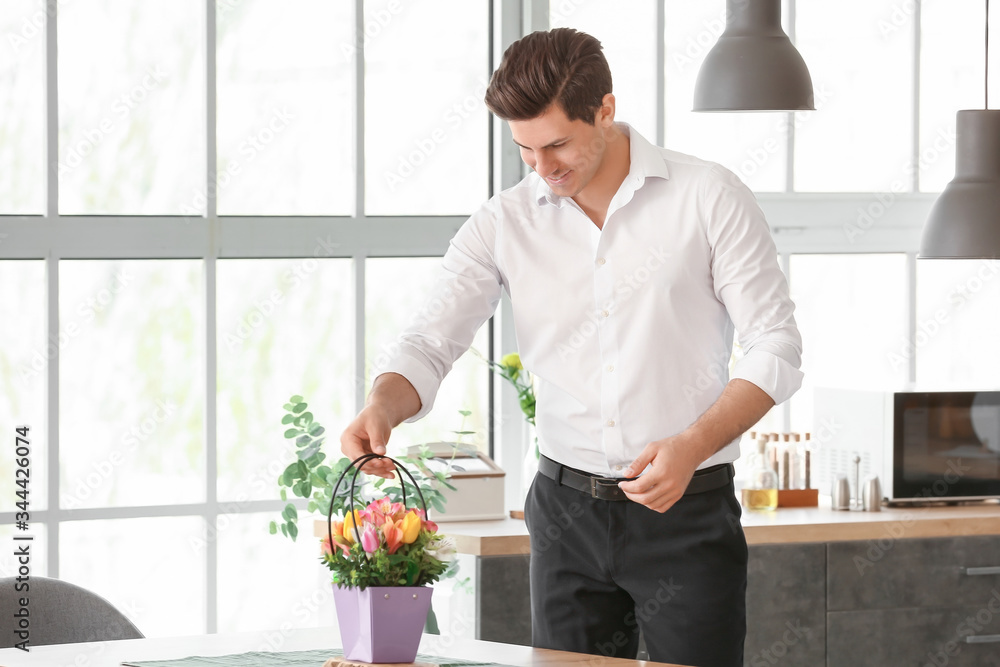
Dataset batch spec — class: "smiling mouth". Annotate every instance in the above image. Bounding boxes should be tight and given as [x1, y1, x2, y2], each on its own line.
[547, 171, 571, 186]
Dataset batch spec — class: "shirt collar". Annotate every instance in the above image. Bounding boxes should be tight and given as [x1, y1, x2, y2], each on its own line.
[533, 122, 671, 207]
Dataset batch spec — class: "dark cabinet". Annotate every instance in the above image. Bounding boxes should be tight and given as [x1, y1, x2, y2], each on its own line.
[826, 536, 1000, 667]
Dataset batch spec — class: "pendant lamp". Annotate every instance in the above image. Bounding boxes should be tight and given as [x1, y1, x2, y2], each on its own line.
[919, 0, 1000, 259]
[693, 0, 814, 112]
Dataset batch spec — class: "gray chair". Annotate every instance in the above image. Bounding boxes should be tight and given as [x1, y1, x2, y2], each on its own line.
[0, 576, 144, 647]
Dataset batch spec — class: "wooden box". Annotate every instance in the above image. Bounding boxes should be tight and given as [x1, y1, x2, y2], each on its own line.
[407, 442, 506, 522]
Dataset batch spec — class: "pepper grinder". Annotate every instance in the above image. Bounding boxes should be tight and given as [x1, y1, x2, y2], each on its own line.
[851, 454, 861, 509]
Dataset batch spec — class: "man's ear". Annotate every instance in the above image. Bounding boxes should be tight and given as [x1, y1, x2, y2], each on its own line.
[596, 93, 616, 127]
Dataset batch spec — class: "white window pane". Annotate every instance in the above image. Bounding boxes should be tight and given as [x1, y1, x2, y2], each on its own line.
[58, 0, 205, 214]
[364, 0, 489, 215]
[0, 261, 48, 510]
[59, 260, 204, 508]
[795, 0, 914, 192]
[216, 0, 353, 215]
[919, 0, 988, 192]
[788, 254, 909, 431]
[551, 0, 657, 141]
[366, 258, 489, 453]
[664, 0, 788, 193]
[0, 524, 47, 578]
[217, 259, 354, 502]
[217, 512, 334, 633]
[61, 517, 206, 637]
[0, 1, 45, 213]
[917, 260, 1000, 386]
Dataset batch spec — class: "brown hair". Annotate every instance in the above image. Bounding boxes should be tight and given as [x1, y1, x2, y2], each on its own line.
[484, 28, 612, 125]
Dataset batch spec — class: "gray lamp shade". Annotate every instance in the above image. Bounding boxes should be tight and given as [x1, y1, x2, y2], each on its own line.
[694, 0, 815, 112]
[919, 110, 1000, 260]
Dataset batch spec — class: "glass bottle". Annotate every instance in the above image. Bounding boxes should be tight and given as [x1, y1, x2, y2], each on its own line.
[742, 436, 779, 510]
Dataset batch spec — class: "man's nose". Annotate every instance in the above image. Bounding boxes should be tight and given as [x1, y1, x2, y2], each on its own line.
[533, 151, 554, 176]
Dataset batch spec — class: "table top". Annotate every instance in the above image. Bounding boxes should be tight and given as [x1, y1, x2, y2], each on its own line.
[440, 498, 1000, 556]
[0, 625, 689, 667]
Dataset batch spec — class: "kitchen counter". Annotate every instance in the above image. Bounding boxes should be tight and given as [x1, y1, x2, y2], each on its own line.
[441, 499, 1000, 555]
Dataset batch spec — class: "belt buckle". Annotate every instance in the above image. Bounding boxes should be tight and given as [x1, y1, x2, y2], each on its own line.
[590, 476, 618, 499]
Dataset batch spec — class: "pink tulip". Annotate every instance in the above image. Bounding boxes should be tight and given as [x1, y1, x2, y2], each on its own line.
[361, 525, 380, 554]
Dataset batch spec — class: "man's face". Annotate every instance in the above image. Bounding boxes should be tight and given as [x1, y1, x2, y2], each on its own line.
[508, 100, 613, 199]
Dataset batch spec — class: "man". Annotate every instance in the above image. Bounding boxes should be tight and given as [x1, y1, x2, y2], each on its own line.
[341, 28, 802, 667]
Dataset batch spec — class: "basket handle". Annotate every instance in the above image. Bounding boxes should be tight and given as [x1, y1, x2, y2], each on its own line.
[326, 453, 429, 550]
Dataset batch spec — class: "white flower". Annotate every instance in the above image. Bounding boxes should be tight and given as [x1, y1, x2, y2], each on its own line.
[424, 536, 456, 562]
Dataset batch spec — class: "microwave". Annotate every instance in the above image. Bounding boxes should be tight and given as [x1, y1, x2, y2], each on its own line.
[813, 388, 1000, 504]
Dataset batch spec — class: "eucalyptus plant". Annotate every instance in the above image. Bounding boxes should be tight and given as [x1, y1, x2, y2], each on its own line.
[269, 395, 455, 542]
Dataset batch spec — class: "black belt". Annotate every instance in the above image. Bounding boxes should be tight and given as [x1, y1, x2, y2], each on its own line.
[537, 455, 734, 501]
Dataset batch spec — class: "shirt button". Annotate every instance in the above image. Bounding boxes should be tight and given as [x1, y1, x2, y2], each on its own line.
[615, 464, 623, 471]
[606, 365, 614, 372]
[596, 258, 606, 266]
[606, 419, 615, 427]
[600, 310, 609, 318]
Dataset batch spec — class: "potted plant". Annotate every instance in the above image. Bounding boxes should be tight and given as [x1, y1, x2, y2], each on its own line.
[324, 453, 455, 663]
[269, 395, 456, 636]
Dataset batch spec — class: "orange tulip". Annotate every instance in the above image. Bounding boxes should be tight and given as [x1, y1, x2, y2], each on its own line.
[383, 518, 404, 554]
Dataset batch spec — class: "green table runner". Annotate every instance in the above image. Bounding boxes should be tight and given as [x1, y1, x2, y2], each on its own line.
[124, 648, 499, 667]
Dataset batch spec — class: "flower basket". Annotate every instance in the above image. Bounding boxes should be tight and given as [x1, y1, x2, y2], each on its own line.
[326, 453, 449, 664]
[333, 585, 432, 664]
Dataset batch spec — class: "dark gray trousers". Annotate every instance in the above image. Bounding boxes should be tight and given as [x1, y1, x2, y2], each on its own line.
[524, 469, 748, 667]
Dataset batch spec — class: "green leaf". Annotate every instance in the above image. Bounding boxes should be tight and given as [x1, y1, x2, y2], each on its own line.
[281, 414, 295, 425]
[287, 522, 298, 541]
[268, 521, 277, 535]
[299, 443, 322, 462]
[283, 428, 298, 439]
[280, 523, 288, 537]
[458, 409, 472, 416]
[292, 402, 307, 414]
[289, 394, 304, 403]
[281, 463, 297, 486]
[308, 423, 325, 437]
[307, 501, 317, 513]
[297, 460, 309, 478]
[282, 503, 298, 521]
[295, 411, 313, 426]
[282, 403, 295, 411]
[280, 488, 287, 501]
[296, 434, 312, 447]
[301, 481, 312, 497]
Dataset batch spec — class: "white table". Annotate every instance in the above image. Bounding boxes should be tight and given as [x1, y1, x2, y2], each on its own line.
[0, 625, 685, 667]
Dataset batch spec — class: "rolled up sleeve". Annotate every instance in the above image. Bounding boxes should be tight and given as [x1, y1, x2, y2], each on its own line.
[703, 165, 804, 405]
[374, 203, 504, 422]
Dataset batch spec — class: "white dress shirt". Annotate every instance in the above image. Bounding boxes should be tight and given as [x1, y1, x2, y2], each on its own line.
[377, 124, 803, 476]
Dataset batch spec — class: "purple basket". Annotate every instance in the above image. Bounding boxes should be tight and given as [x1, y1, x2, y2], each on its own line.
[327, 454, 434, 663]
[333, 584, 433, 663]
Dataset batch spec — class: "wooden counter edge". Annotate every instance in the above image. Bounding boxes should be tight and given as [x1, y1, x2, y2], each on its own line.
[442, 512, 1000, 554]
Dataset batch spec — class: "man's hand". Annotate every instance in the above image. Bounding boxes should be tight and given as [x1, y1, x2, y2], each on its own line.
[340, 405, 398, 479]
[617, 379, 776, 513]
[617, 435, 703, 513]
[339, 372, 422, 479]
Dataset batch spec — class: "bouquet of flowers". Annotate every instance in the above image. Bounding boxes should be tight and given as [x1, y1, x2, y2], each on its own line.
[322, 497, 454, 590]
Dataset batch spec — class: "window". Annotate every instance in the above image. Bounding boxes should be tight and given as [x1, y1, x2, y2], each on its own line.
[0, 1, 44, 213]
[58, 0, 206, 214]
